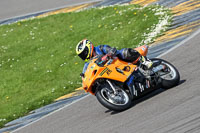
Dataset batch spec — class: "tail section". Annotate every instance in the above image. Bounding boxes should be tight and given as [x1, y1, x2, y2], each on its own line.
[134, 45, 148, 56]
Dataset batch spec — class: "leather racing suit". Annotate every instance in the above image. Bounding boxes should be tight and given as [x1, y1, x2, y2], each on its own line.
[82, 45, 141, 74]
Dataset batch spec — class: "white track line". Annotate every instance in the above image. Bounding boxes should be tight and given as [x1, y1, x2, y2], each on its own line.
[157, 28, 200, 58]
[11, 94, 90, 133]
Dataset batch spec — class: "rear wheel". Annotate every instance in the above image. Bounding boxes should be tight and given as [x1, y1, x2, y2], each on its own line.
[151, 58, 180, 89]
[96, 83, 132, 111]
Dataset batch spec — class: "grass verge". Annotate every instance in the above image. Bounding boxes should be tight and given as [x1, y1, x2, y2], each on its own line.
[0, 4, 171, 127]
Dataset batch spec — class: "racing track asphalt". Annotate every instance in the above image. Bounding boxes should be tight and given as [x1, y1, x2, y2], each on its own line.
[0, 0, 100, 22]
[13, 29, 200, 133]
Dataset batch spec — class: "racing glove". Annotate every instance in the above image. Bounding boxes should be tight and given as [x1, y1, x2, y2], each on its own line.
[107, 47, 117, 58]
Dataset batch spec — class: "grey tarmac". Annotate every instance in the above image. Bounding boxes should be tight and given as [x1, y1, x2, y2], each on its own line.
[13, 29, 200, 133]
[0, 0, 100, 22]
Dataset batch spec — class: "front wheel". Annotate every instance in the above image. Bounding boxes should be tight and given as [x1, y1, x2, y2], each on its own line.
[151, 58, 180, 89]
[96, 83, 132, 111]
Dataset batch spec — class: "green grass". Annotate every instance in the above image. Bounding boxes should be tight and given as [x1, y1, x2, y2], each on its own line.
[0, 4, 171, 127]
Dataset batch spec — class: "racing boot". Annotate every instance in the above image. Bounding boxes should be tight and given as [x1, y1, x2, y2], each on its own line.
[140, 56, 153, 69]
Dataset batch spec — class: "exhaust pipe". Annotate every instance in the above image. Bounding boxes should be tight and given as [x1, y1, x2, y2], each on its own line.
[152, 64, 166, 73]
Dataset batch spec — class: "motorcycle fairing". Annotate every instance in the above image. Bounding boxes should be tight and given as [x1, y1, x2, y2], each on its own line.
[82, 45, 149, 95]
[82, 58, 137, 95]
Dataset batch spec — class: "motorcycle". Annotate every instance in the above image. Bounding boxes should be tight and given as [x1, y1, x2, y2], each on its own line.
[81, 45, 180, 111]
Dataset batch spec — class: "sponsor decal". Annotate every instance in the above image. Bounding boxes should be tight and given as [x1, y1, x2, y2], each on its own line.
[116, 68, 125, 75]
[99, 67, 112, 76]
[123, 66, 131, 72]
[142, 47, 145, 51]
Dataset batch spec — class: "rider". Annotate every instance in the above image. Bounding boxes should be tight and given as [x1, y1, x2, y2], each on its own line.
[76, 39, 153, 75]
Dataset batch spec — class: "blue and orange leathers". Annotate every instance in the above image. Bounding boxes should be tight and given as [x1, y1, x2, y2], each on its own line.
[82, 45, 140, 74]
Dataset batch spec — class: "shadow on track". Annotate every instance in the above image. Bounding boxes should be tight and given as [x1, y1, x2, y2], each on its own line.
[105, 79, 186, 115]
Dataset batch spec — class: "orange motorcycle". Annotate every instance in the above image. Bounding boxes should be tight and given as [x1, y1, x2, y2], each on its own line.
[81, 45, 180, 111]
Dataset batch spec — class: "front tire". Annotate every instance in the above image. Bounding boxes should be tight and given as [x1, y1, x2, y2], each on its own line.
[96, 84, 132, 111]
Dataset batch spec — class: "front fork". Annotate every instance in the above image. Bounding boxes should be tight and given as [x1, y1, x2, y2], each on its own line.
[106, 79, 117, 95]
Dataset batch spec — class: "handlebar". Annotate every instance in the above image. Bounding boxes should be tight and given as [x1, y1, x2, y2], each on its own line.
[95, 54, 113, 67]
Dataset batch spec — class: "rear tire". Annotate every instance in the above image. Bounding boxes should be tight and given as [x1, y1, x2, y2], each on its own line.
[96, 83, 132, 111]
[151, 58, 180, 89]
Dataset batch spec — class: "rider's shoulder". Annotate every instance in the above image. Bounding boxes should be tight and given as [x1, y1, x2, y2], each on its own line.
[95, 44, 111, 50]
[96, 44, 110, 47]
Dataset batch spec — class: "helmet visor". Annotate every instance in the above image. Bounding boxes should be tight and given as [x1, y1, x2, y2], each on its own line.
[78, 46, 89, 61]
